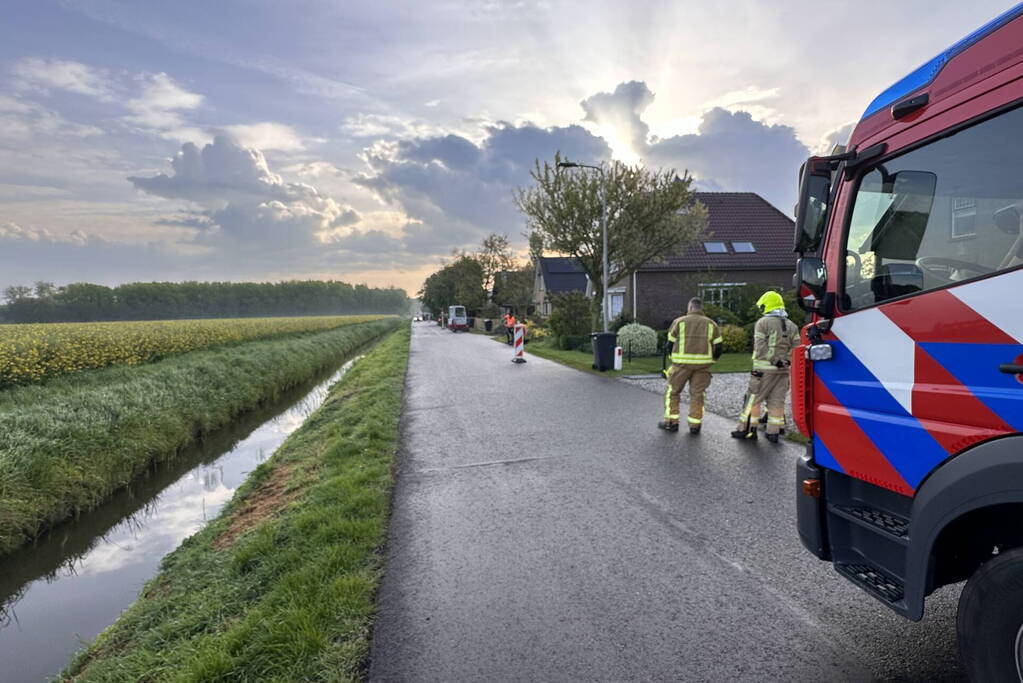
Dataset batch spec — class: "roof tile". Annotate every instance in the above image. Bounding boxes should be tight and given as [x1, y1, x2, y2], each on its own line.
[640, 192, 797, 271]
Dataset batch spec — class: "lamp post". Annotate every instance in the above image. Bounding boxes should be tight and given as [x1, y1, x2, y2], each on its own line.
[557, 160, 609, 333]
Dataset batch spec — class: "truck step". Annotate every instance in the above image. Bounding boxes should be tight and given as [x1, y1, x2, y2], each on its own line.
[835, 562, 904, 604]
[833, 505, 909, 539]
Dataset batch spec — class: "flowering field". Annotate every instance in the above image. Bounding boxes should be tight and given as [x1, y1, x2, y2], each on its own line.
[0, 315, 386, 386]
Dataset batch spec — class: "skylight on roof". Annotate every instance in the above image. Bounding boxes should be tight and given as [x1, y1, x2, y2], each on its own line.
[731, 241, 755, 253]
[703, 241, 727, 253]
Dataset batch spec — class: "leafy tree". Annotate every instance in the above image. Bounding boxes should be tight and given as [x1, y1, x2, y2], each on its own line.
[418, 254, 486, 317]
[33, 281, 56, 299]
[0, 280, 409, 323]
[3, 285, 31, 303]
[547, 291, 591, 338]
[516, 151, 707, 330]
[491, 265, 534, 316]
[476, 233, 515, 296]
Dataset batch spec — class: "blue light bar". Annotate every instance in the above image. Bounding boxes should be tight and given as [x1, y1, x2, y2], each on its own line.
[861, 2, 1023, 120]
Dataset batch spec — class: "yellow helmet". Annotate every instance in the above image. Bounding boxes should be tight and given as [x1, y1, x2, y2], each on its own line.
[757, 290, 785, 314]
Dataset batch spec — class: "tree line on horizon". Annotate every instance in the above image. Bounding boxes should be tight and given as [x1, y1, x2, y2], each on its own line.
[0, 280, 410, 323]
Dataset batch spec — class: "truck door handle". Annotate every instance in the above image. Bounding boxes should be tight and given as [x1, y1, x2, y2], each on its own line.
[999, 364, 1023, 374]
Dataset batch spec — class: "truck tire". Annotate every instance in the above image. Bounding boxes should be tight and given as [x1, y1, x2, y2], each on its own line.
[957, 547, 1023, 682]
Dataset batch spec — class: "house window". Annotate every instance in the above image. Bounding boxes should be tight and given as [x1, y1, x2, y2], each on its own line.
[703, 241, 727, 253]
[731, 241, 755, 252]
[607, 288, 625, 319]
[951, 197, 977, 239]
[699, 282, 746, 307]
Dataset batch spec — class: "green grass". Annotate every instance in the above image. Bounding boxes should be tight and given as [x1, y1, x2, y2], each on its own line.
[62, 324, 410, 682]
[524, 339, 751, 376]
[0, 318, 400, 556]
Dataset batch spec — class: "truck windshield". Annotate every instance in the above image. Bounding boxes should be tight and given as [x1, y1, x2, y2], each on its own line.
[842, 103, 1023, 310]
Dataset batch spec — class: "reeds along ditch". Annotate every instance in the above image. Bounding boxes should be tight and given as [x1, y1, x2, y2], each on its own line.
[0, 317, 401, 556]
[62, 324, 410, 682]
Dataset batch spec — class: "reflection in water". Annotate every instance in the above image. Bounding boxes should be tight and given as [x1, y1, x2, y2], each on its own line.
[0, 355, 362, 683]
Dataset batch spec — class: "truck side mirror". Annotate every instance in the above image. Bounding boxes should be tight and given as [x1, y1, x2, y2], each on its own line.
[796, 256, 830, 314]
[794, 158, 832, 254]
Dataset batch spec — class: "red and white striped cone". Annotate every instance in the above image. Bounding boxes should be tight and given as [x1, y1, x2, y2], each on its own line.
[511, 323, 527, 363]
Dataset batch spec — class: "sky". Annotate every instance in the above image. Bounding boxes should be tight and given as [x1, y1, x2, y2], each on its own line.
[0, 0, 1015, 296]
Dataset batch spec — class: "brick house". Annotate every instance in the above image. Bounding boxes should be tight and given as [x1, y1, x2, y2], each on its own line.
[624, 192, 797, 328]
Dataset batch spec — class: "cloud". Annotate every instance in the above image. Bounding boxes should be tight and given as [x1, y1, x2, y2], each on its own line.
[580, 80, 654, 158]
[645, 107, 809, 214]
[814, 121, 855, 155]
[128, 135, 361, 249]
[11, 58, 113, 100]
[355, 120, 610, 255]
[0, 95, 103, 144]
[125, 73, 206, 142]
[0, 221, 92, 245]
[340, 113, 439, 139]
[222, 122, 307, 151]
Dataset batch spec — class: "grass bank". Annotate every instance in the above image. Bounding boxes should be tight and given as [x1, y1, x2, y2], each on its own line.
[0, 318, 400, 555]
[524, 339, 752, 375]
[63, 324, 409, 681]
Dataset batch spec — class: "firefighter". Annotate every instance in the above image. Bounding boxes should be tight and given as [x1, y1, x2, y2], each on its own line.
[659, 297, 723, 435]
[732, 291, 799, 443]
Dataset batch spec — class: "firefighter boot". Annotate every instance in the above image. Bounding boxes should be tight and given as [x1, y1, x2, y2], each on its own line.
[765, 433, 780, 443]
[658, 420, 679, 432]
[689, 425, 701, 435]
[731, 426, 758, 440]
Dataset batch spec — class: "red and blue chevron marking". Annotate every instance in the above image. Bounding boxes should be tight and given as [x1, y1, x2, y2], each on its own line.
[811, 285, 1023, 496]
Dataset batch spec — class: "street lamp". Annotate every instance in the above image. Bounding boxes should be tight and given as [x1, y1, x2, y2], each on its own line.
[557, 160, 609, 333]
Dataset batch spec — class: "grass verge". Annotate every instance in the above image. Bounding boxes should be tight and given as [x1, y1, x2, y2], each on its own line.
[524, 340, 752, 375]
[62, 324, 410, 681]
[0, 318, 399, 555]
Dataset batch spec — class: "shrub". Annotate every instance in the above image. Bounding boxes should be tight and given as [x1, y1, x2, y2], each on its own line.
[721, 324, 750, 353]
[782, 289, 807, 327]
[702, 303, 741, 326]
[481, 302, 500, 319]
[609, 311, 634, 332]
[524, 319, 549, 340]
[616, 323, 658, 356]
[548, 291, 591, 337]
[558, 334, 590, 351]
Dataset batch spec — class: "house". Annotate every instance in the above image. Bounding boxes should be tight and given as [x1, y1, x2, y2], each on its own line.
[624, 192, 797, 328]
[533, 257, 588, 316]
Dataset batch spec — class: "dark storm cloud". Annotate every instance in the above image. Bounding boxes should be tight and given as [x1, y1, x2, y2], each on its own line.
[645, 107, 809, 213]
[355, 120, 611, 255]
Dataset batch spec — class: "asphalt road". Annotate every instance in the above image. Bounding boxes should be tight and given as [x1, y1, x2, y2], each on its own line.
[370, 323, 964, 682]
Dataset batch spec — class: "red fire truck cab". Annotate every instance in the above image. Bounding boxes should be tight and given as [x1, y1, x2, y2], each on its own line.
[792, 5, 1023, 680]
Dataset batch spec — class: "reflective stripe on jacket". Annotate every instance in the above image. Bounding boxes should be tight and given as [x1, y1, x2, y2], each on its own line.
[751, 314, 799, 371]
[667, 314, 723, 365]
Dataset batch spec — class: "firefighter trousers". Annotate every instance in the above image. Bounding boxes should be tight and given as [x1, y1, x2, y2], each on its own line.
[663, 363, 712, 426]
[737, 370, 788, 434]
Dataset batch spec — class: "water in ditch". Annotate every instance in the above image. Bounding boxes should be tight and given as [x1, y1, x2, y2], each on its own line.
[0, 355, 363, 682]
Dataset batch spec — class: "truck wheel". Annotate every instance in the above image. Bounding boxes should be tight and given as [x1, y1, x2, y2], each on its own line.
[957, 547, 1023, 682]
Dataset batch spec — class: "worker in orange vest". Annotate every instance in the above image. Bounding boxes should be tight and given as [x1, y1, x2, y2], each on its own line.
[504, 312, 517, 345]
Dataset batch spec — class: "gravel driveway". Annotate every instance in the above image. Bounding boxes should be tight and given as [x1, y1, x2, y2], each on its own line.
[620, 370, 794, 426]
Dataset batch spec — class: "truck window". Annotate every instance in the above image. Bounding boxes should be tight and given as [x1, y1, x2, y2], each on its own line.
[842, 104, 1023, 310]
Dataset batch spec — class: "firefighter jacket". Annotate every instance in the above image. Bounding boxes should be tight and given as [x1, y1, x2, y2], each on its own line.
[752, 313, 799, 372]
[667, 313, 723, 365]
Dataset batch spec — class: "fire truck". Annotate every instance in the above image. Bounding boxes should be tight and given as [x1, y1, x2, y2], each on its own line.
[792, 4, 1023, 680]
